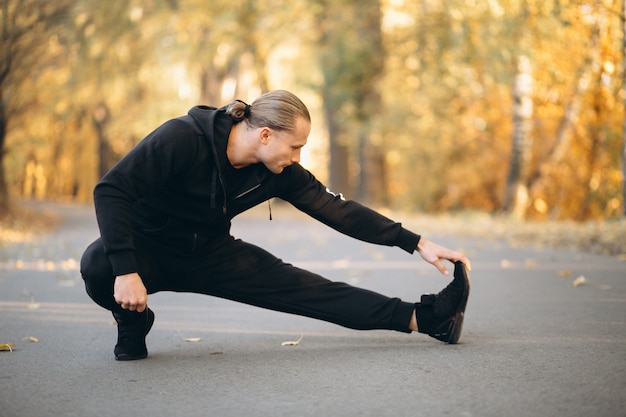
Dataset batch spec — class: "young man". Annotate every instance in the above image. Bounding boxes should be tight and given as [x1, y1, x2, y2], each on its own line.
[80, 90, 471, 361]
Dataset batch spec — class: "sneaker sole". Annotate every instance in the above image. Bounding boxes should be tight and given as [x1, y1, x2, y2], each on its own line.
[446, 261, 470, 344]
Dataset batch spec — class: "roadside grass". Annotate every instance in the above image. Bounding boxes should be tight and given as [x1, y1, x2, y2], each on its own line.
[0, 204, 60, 247]
[403, 211, 626, 259]
[1, 201, 625, 260]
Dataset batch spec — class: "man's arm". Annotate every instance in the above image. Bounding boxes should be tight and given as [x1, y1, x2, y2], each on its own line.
[278, 165, 418, 250]
[277, 164, 471, 274]
[94, 118, 201, 276]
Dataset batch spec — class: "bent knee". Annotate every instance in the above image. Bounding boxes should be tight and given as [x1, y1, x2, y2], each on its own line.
[80, 239, 112, 281]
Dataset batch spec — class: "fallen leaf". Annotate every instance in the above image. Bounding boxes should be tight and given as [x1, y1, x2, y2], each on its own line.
[0, 343, 16, 352]
[27, 296, 40, 310]
[23, 336, 39, 343]
[524, 259, 537, 269]
[182, 337, 203, 343]
[557, 270, 572, 277]
[572, 276, 587, 287]
[500, 259, 511, 268]
[281, 334, 303, 346]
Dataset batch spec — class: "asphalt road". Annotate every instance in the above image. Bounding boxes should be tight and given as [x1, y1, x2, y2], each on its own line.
[1, 201, 625, 417]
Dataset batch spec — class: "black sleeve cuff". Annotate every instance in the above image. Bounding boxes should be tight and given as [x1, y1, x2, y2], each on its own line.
[108, 251, 139, 277]
[396, 227, 421, 254]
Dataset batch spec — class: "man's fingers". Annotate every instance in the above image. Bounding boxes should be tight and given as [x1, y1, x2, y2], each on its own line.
[116, 299, 147, 312]
[434, 260, 449, 276]
[456, 255, 472, 271]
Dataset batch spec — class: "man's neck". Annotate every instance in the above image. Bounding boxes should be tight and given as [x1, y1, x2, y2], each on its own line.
[227, 123, 258, 169]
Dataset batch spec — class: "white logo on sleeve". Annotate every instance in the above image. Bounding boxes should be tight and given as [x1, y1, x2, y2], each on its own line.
[325, 187, 346, 201]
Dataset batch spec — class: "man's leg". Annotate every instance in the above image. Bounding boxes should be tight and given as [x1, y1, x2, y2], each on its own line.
[177, 235, 416, 333]
[182, 235, 469, 343]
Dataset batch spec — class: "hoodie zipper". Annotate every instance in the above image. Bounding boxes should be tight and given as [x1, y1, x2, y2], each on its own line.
[234, 184, 261, 199]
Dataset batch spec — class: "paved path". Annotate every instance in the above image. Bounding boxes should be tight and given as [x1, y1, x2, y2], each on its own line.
[1, 202, 625, 417]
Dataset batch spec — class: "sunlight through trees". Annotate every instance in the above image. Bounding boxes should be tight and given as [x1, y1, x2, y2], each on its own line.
[0, 0, 623, 220]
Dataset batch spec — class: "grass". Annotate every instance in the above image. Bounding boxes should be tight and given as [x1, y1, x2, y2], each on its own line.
[0, 204, 60, 247]
[1, 201, 625, 259]
[403, 211, 626, 258]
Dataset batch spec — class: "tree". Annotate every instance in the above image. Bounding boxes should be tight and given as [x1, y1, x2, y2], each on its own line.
[622, 0, 626, 215]
[504, 55, 534, 219]
[0, 0, 73, 216]
[312, 0, 387, 203]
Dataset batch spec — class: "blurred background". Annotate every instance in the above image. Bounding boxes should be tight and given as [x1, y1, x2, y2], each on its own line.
[0, 0, 624, 221]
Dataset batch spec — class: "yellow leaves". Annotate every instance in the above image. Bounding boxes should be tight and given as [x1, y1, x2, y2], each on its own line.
[23, 336, 40, 343]
[182, 337, 203, 343]
[499, 259, 536, 269]
[177, 330, 202, 343]
[281, 334, 303, 347]
[1, 336, 39, 352]
[497, 261, 610, 291]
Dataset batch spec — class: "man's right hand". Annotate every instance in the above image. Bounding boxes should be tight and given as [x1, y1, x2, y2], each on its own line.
[114, 272, 148, 312]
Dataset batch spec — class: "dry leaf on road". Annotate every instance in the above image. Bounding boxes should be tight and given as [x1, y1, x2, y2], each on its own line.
[182, 337, 203, 342]
[0, 343, 16, 352]
[281, 334, 303, 346]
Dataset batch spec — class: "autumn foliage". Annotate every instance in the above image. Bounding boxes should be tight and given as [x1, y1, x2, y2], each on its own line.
[0, 0, 624, 220]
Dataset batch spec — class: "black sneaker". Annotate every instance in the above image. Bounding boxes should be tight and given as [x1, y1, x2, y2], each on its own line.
[415, 261, 470, 344]
[113, 308, 155, 361]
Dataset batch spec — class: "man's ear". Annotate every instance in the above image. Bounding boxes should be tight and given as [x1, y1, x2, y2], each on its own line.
[259, 127, 271, 145]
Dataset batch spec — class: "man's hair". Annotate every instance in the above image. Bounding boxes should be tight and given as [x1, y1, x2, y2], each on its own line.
[227, 90, 311, 132]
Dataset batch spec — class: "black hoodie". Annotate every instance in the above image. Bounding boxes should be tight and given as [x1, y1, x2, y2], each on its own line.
[94, 105, 421, 276]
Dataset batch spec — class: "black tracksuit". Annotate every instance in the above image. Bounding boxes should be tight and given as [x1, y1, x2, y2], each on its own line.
[80, 105, 420, 332]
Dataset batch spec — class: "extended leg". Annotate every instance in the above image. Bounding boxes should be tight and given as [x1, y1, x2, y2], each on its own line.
[175, 235, 415, 333]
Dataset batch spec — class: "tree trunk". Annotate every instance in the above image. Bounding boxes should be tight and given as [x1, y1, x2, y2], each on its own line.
[356, 127, 387, 206]
[0, 1, 12, 215]
[200, 65, 222, 105]
[354, 1, 386, 206]
[0, 95, 9, 217]
[92, 102, 112, 179]
[503, 55, 533, 219]
[325, 100, 350, 196]
[622, 0, 626, 216]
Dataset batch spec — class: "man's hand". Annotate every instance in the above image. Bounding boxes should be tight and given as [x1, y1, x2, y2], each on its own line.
[416, 237, 471, 275]
[114, 272, 148, 312]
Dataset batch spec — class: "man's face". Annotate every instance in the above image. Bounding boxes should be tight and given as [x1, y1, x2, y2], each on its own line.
[259, 117, 310, 174]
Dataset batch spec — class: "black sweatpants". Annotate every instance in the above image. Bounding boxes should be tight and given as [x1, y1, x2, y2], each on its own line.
[80, 233, 414, 333]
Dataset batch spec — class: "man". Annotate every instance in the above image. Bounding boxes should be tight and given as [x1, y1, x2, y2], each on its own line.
[81, 90, 471, 361]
